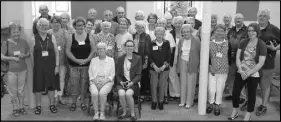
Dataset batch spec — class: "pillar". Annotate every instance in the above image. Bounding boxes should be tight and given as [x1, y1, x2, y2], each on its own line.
[198, 1, 212, 115]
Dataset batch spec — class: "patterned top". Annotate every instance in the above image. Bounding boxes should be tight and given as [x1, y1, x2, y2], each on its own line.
[52, 29, 67, 66]
[93, 33, 116, 59]
[241, 45, 259, 77]
[209, 39, 229, 74]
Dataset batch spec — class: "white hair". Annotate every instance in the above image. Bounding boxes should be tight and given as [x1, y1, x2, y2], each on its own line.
[135, 10, 145, 18]
[154, 27, 165, 35]
[97, 42, 108, 50]
[37, 18, 49, 28]
[164, 13, 172, 20]
[235, 13, 244, 19]
[101, 21, 112, 28]
[39, 4, 48, 11]
[172, 16, 184, 25]
[116, 6, 125, 12]
[257, 9, 270, 18]
[157, 18, 167, 24]
[188, 7, 198, 13]
[135, 20, 146, 29]
[60, 13, 70, 21]
[181, 24, 194, 33]
[104, 10, 113, 16]
[88, 8, 97, 14]
[223, 14, 232, 20]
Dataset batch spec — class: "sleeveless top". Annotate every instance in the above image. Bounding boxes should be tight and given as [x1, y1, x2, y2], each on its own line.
[68, 33, 91, 67]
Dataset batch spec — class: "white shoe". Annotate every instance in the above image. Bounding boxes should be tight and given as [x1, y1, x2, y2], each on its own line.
[179, 103, 185, 107]
[93, 112, 99, 120]
[100, 112, 105, 120]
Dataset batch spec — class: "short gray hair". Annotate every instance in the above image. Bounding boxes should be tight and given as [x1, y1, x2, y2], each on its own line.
[37, 18, 49, 28]
[172, 16, 184, 25]
[88, 8, 97, 14]
[116, 6, 125, 12]
[235, 13, 244, 19]
[135, 10, 145, 18]
[97, 42, 108, 50]
[154, 27, 165, 35]
[157, 18, 167, 24]
[39, 4, 48, 11]
[164, 13, 172, 20]
[188, 7, 198, 13]
[223, 14, 232, 20]
[135, 20, 146, 29]
[181, 24, 194, 33]
[257, 9, 270, 18]
[104, 10, 113, 16]
[101, 21, 112, 28]
[211, 14, 218, 20]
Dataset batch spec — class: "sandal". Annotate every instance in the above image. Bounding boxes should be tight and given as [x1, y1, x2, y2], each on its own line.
[49, 105, 58, 113]
[34, 106, 42, 115]
[240, 101, 248, 111]
[81, 103, 87, 111]
[70, 103, 76, 111]
[19, 108, 28, 115]
[117, 114, 126, 120]
[13, 109, 20, 117]
[140, 96, 145, 103]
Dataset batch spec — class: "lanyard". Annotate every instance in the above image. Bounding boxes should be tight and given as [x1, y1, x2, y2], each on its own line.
[39, 36, 49, 51]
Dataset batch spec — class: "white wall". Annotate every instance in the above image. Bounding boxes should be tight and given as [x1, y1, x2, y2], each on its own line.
[211, 1, 237, 25]
[126, 1, 155, 25]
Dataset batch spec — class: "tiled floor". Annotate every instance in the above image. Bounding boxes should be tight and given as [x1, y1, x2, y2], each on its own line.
[1, 87, 280, 121]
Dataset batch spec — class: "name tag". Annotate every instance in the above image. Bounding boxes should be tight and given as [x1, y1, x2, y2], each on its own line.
[216, 52, 222, 58]
[107, 45, 113, 50]
[42, 51, 49, 57]
[13, 51, 20, 56]
[153, 46, 158, 50]
[78, 41, 85, 45]
[58, 46, 61, 51]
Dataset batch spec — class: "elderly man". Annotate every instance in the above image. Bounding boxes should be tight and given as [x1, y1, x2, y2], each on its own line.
[32, 5, 52, 35]
[128, 10, 146, 34]
[184, 7, 202, 30]
[164, 13, 175, 31]
[87, 8, 101, 31]
[112, 6, 131, 26]
[89, 42, 115, 121]
[225, 13, 248, 103]
[95, 10, 119, 35]
[255, 9, 280, 116]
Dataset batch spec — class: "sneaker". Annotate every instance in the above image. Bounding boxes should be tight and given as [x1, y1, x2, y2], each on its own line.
[93, 112, 99, 120]
[100, 112, 105, 120]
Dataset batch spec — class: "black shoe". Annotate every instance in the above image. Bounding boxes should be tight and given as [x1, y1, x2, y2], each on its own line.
[206, 106, 213, 114]
[225, 95, 232, 100]
[193, 99, 198, 103]
[214, 108, 220, 116]
[42, 91, 47, 95]
[158, 102, 164, 110]
[130, 116, 137, 121]
[163, 97, 168, 104]
[239, 98, 245, 104]
[151, 102, 157, 110]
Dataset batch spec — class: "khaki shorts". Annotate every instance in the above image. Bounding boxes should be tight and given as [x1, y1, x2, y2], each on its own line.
[260, 69, 274, 90]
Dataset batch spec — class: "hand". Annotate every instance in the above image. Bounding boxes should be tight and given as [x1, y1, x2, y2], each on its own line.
[209, 65, 215, 76]
[240, 71, 249, 80]
[153, 65, 161, 73]
[18, 53, 26, 59]
[142, 63, 148, 69]
[127, 81, 133, 88]
[120, 81, 125, 88]
[237, 67, 244, 74]
[267, 41, 277, 51]
[160, 65, 166, 71]
[54, 66, 59, 74]
[47, 29, 52, 35]
[12, 57, 20, 62]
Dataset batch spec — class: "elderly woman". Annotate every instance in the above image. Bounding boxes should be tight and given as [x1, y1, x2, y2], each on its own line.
[116, 40, 142, 121]
[89, 42, 115, 121]
[223, 14, 233, 35]
[1, 23, 30, 116]
[49, 16, 69, 105]
[149, 27, 171, 110]
[60, 12, 75, 34]
[95, 10, 119, 35]
[132, 20, 152, 102]
[186, 7, 202, 30]
[197, 14, 218, 40]
[169, 16, 184, 101]
[164, 13, 174, 31]
[156, 18, 177, 103]
[228, 23, 267, 121]
[93, 21, 116, 59]
[147, 13, 158, 40]
[116, 18, 133, 57]
[128, 10, 146, 34]
[206, 24, 231, 116]
[255, 9, 280, 116]
[31, 18, 59, 115]
[176, 24, 200, 109]
[65, 17, 95, 111]
[185, 17, 199, 37]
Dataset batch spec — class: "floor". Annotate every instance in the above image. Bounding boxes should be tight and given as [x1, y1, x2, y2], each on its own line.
[1, 85, 280, 121]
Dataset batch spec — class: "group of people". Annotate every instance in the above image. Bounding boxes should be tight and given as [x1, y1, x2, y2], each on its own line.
[1, 4, 280, 121]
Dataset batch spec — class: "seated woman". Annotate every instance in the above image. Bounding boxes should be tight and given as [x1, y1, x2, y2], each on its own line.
[116, 40, 142, 121]
[88, 42, 115, 121]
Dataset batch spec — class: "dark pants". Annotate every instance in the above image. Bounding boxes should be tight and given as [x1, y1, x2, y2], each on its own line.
[232, 73, 260, 112]
[140, 68, 150, 95]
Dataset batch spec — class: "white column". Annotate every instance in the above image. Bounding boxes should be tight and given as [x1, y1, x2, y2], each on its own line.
[198, 1, 212, 115]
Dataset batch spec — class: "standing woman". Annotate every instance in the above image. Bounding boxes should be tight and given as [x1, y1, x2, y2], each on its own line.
[228, 23, 267, 121]
[132, 21, 151, 102]
[115, 18, 133, 57]
[31, 18, 60, 115]
[128, 10, 146, 35]
[50, 16, 68, 105]
[206, 24, 230, 116]
[185, 17, 199, 37]
[116, 40, 142, 121]
[176, 24, 200, 109]
[170, 16, 185, 101]
[93, 21, 116, 59]
[85, 19, 95, 35]
[60, 12, 75, 34]
[147, 13, 158, 40]
[1, 23, 30, 116]
[149, 27, 171, 110]
[65, 17, 95, 111]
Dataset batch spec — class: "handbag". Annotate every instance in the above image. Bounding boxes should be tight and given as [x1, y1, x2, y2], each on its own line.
[1, 41, 9, 73]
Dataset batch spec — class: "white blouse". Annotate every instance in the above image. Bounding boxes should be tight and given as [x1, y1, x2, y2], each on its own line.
[123, 58, 132, 81]
[181, 39, 191, 62]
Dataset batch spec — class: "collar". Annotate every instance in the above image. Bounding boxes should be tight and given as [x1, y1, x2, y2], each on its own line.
[156, 40, 163, 46]
[39, 15, 51, 20]
[99, 56, 109, 62]
[235, 24, 246, 32]
[260, 22, 271, 30]
[213, 39, 226, 44]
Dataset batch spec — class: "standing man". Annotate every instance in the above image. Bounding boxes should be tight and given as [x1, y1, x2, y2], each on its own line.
[32, 5, 52, 35]
[185, 7, 202, 30]
[87, 8, 101, 31]
[225, 13, 248, 103]
[112, 6, 131, 26]
[95, 10, 119, 36]
[256, 9, 280, 116]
